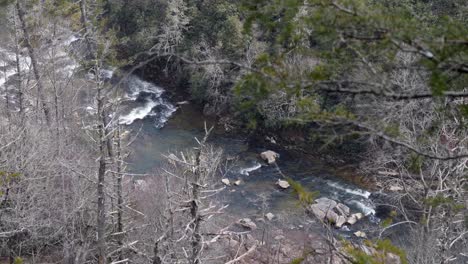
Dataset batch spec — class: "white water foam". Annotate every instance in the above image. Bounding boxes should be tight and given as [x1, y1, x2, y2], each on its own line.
[119, 75, 176, 128]
[239, 162, 262, 176]
[327, 182, 371, 199]
[119, 99, 159, 125]
[348, 200, 376, 216]
[126, 76, 164, 99]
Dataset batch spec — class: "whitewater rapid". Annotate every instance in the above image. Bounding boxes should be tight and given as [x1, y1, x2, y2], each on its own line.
[118, 75, 177, 128]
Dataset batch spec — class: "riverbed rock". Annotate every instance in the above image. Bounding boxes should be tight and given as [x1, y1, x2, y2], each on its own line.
[277, 179, 290, 189]
[315, 197, 338, 209]
[234, 180, 242, 186]
[335, 216, 347, 228]
[310, 203, 334, 222]
[347, 215, 358, 225]
[221, 178, 230, 186]
[265, 212, 275, 221]
[310, 198, 358, 227]
[237, 218, 257, 230]
[354, 231, 367, 238]
[310, 202, 340, 224]
[335, 203, 350, 217]
[347, 212, 364, 225]
[260, 150, 280, 164]
[354, 212, 364, 220]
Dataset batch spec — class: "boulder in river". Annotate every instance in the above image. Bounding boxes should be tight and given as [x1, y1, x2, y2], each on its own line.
[335, 203, 350, 217]
[265, 212, 275, 221]
[260, 150, 280, 164]
[234, 179, 242, 186]
[309, 198, 359, 227]
[347, 212, 364, 225]
[237, 218, 257, 230]
[354, 231, 367, 238]
[354, 212, 364, 220]
[315, 197, 337, 209]
[335, 215, 347, 228]
[277, 179, 290, 189]
[347, 215, 358, 225]
[221, 178, 230, 186]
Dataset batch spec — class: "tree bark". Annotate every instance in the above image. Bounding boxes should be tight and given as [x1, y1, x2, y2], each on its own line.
[97, 72, 107, 264]
[190, 147, 203, 264]
[116, 126, 124, 261]
[13, 11, 23, 122]
[16, 0, 51, 125]
[79, 0, 95, 60]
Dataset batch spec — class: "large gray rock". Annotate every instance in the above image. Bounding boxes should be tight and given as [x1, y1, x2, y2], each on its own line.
[335, 203, 350, 217]
[334, 215, 347, 228]
[354, 231, 367, 238]
[347, 215, 358, 225]
[310, 201, 340, 224]
[347, 213, 364, 225]
[315, 197, 338, 209]
[221, 178, 230, 186]
[310, 198, 355, 227]
[277, 179, 290, 189]
[260, 150, 280, 164]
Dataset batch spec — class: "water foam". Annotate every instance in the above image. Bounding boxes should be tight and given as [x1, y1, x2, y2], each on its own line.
[327, 181, 371, 199]
[119, 99, 159, 125]
[119, 75, 176, 128]
[348, 200, 376, 216]
[239, 162, 262, 176]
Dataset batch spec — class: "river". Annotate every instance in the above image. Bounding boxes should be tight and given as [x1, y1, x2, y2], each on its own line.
[118, 74, 381, 237]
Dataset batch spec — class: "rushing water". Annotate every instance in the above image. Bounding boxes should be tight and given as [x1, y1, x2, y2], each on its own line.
[121, 81, 380, 235]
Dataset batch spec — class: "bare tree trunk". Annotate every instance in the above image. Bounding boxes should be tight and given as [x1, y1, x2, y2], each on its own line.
[3, 60, 10, 126]
[115, 126, 124, 261]
[190, 143, 205, 264]
[51, 22, 61, 144]
[80, 0, 89, 34]
[13, 11, 23, 122]
[79, 0, 94, 59]
[190, 181, 201, 264]
[16, 0, 51, 125]
[96, 71, 107, 264]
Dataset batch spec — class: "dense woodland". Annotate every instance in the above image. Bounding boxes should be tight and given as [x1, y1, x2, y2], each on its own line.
[0, 0, 467, 263]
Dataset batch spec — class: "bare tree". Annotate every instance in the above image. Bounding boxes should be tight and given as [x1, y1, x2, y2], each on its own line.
[15, 0, 51, 125]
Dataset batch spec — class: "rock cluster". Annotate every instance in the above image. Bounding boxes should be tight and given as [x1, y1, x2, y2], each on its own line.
[309, 197, 364, 228]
